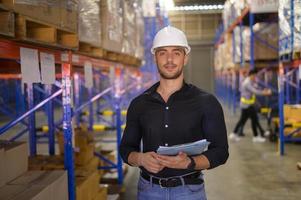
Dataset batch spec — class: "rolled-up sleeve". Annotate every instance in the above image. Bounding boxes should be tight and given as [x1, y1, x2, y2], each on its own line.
[201, 95, 229, 169]
[119, 100, 142, 165]
[246, 81, 265, 96]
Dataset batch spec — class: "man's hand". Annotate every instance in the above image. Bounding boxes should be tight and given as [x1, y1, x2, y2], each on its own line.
[263, 88, 272, 96]
[139, 152, 164, 173]
[156, 152, 191, 169]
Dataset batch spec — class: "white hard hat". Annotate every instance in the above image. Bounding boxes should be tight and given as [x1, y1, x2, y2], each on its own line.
[151, 26, 191, 54]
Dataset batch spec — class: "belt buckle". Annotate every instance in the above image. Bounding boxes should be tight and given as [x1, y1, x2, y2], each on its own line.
[159, 179, 167, 188]
[159, 178, 178, 188]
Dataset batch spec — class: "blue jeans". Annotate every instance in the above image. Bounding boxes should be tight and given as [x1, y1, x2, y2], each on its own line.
[137, 176, 207, 200]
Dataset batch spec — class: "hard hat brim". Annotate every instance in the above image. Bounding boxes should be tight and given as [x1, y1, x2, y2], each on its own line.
[151, 46, 191, 54]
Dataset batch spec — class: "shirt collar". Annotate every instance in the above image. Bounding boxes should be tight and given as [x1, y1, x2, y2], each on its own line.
[144, 81, 189, 97]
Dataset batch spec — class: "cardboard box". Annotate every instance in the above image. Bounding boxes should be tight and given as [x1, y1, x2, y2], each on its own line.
[122, 0, 136, 56]
[244, 23, 278, 61]
[57, 128, 94, 155]
[28, 155, 65, 171]
[93, 186, 108, 200]
[76, 171, 100, 200]
[101, 0, 123, 53]
[78, 0, 101, 46]
[77, 156, 99, 172]
[60, 0, 78, 33]
[0, 185, 27, 200]
[75, 143, 95, 166]
[0, 141, 28, 184]
[0, 0, 60, 26]
[9, 170, 68, 200]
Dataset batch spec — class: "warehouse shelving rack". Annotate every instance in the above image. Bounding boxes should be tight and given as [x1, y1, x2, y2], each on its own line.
[278, 61, 301, 155]
[277, 0, 301, 155]
[215, 6, 279, 119]
[0, 38, 146, 199]
[0, 9, 168, 200]
[215, 7, 250, 114]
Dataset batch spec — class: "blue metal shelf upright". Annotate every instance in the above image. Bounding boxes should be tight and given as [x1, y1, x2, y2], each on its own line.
[278, 0, 301, 155]
[215, 5, 279, 119]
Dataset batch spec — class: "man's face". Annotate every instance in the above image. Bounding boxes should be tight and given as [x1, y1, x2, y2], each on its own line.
[154, 46, 188, 80]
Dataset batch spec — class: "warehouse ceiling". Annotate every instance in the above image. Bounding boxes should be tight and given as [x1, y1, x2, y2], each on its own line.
[174, 0, 225, 6]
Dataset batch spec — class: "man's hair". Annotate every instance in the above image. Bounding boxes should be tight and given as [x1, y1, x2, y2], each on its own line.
[248, 68, 258, 76]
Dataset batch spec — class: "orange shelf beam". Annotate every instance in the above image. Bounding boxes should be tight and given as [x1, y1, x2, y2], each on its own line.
[0, 38, 136, 72]
[215, 7, 250, 48]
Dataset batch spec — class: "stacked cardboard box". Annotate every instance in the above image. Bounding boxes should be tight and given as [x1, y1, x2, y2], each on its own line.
[78, 0, 102, 47]
[56, 127, 108, 199]
[57, 127, 95, 166]
[224, 33, 235, 69]
[0, 0, 78, 33]
[0, 0, 60, 26]
[134, 0, 144, 60]
[76, 171, 102, 200]
[0, 141, 69, 200]
[60, 0, 78, 33]
[93, 185, 108, 200]
[101, 0, 123, 53]
[243, 23, 278, 61]
[0, 172, 68, 200]
[0, 141, 28, 185]
[122, 0, 136, 57]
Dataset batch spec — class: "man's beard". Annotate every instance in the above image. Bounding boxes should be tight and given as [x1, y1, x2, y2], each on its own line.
[156, 61, 183, 80]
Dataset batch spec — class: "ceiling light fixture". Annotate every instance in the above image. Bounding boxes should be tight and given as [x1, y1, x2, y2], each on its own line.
[170, 4, 224, 11]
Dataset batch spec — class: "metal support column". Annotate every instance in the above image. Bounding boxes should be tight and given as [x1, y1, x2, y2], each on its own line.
[95, 74, 101, 122]
[88, 88, 94, 131]
[239, 21, 244, 67]
[278, 65, 285, 155]
[27, 83, 37, 156]
[290, 0, 294, 58]
[115, 102, 124, 184]
[62, 52, 75, 200]
[249, 12, 255, 69]
[46, 84, 55, 155]
[73, 73, 81, 127]
[285, 68, 290, 103]
[232, 71, 237, 114]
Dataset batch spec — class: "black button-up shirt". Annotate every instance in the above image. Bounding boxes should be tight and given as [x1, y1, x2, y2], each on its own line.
[119, 82, 229, 178]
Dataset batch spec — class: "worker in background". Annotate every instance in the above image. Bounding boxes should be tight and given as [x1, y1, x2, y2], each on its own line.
[119, 26, 228, 200]
[229, 68, 272, 142]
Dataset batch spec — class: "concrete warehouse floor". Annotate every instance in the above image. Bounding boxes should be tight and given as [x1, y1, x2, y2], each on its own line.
[121, 103, 301, 200]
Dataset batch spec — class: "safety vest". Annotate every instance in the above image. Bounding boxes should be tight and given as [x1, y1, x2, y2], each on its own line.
[240, 94, 256, 105]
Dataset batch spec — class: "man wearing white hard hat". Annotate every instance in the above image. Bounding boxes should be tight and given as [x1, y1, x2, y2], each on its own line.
[120, 26, 228, 199]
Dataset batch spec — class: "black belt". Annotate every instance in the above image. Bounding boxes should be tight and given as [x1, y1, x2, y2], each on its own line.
[140, 171, 203, 188]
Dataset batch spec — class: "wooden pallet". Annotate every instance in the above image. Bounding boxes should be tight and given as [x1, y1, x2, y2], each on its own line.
[15, 14, 78, 49]
[0, 4, 14, 37]
[105, 51, 118, 61]
[78, 42, 107, 58]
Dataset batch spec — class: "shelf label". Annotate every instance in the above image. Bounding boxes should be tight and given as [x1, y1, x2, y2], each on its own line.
[40, 52, 55, 84]
[84, 61, 93, 88]
[20, 47, 40, 83]
[61, 53, 69, 62]
[72, 54, 79, 63]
